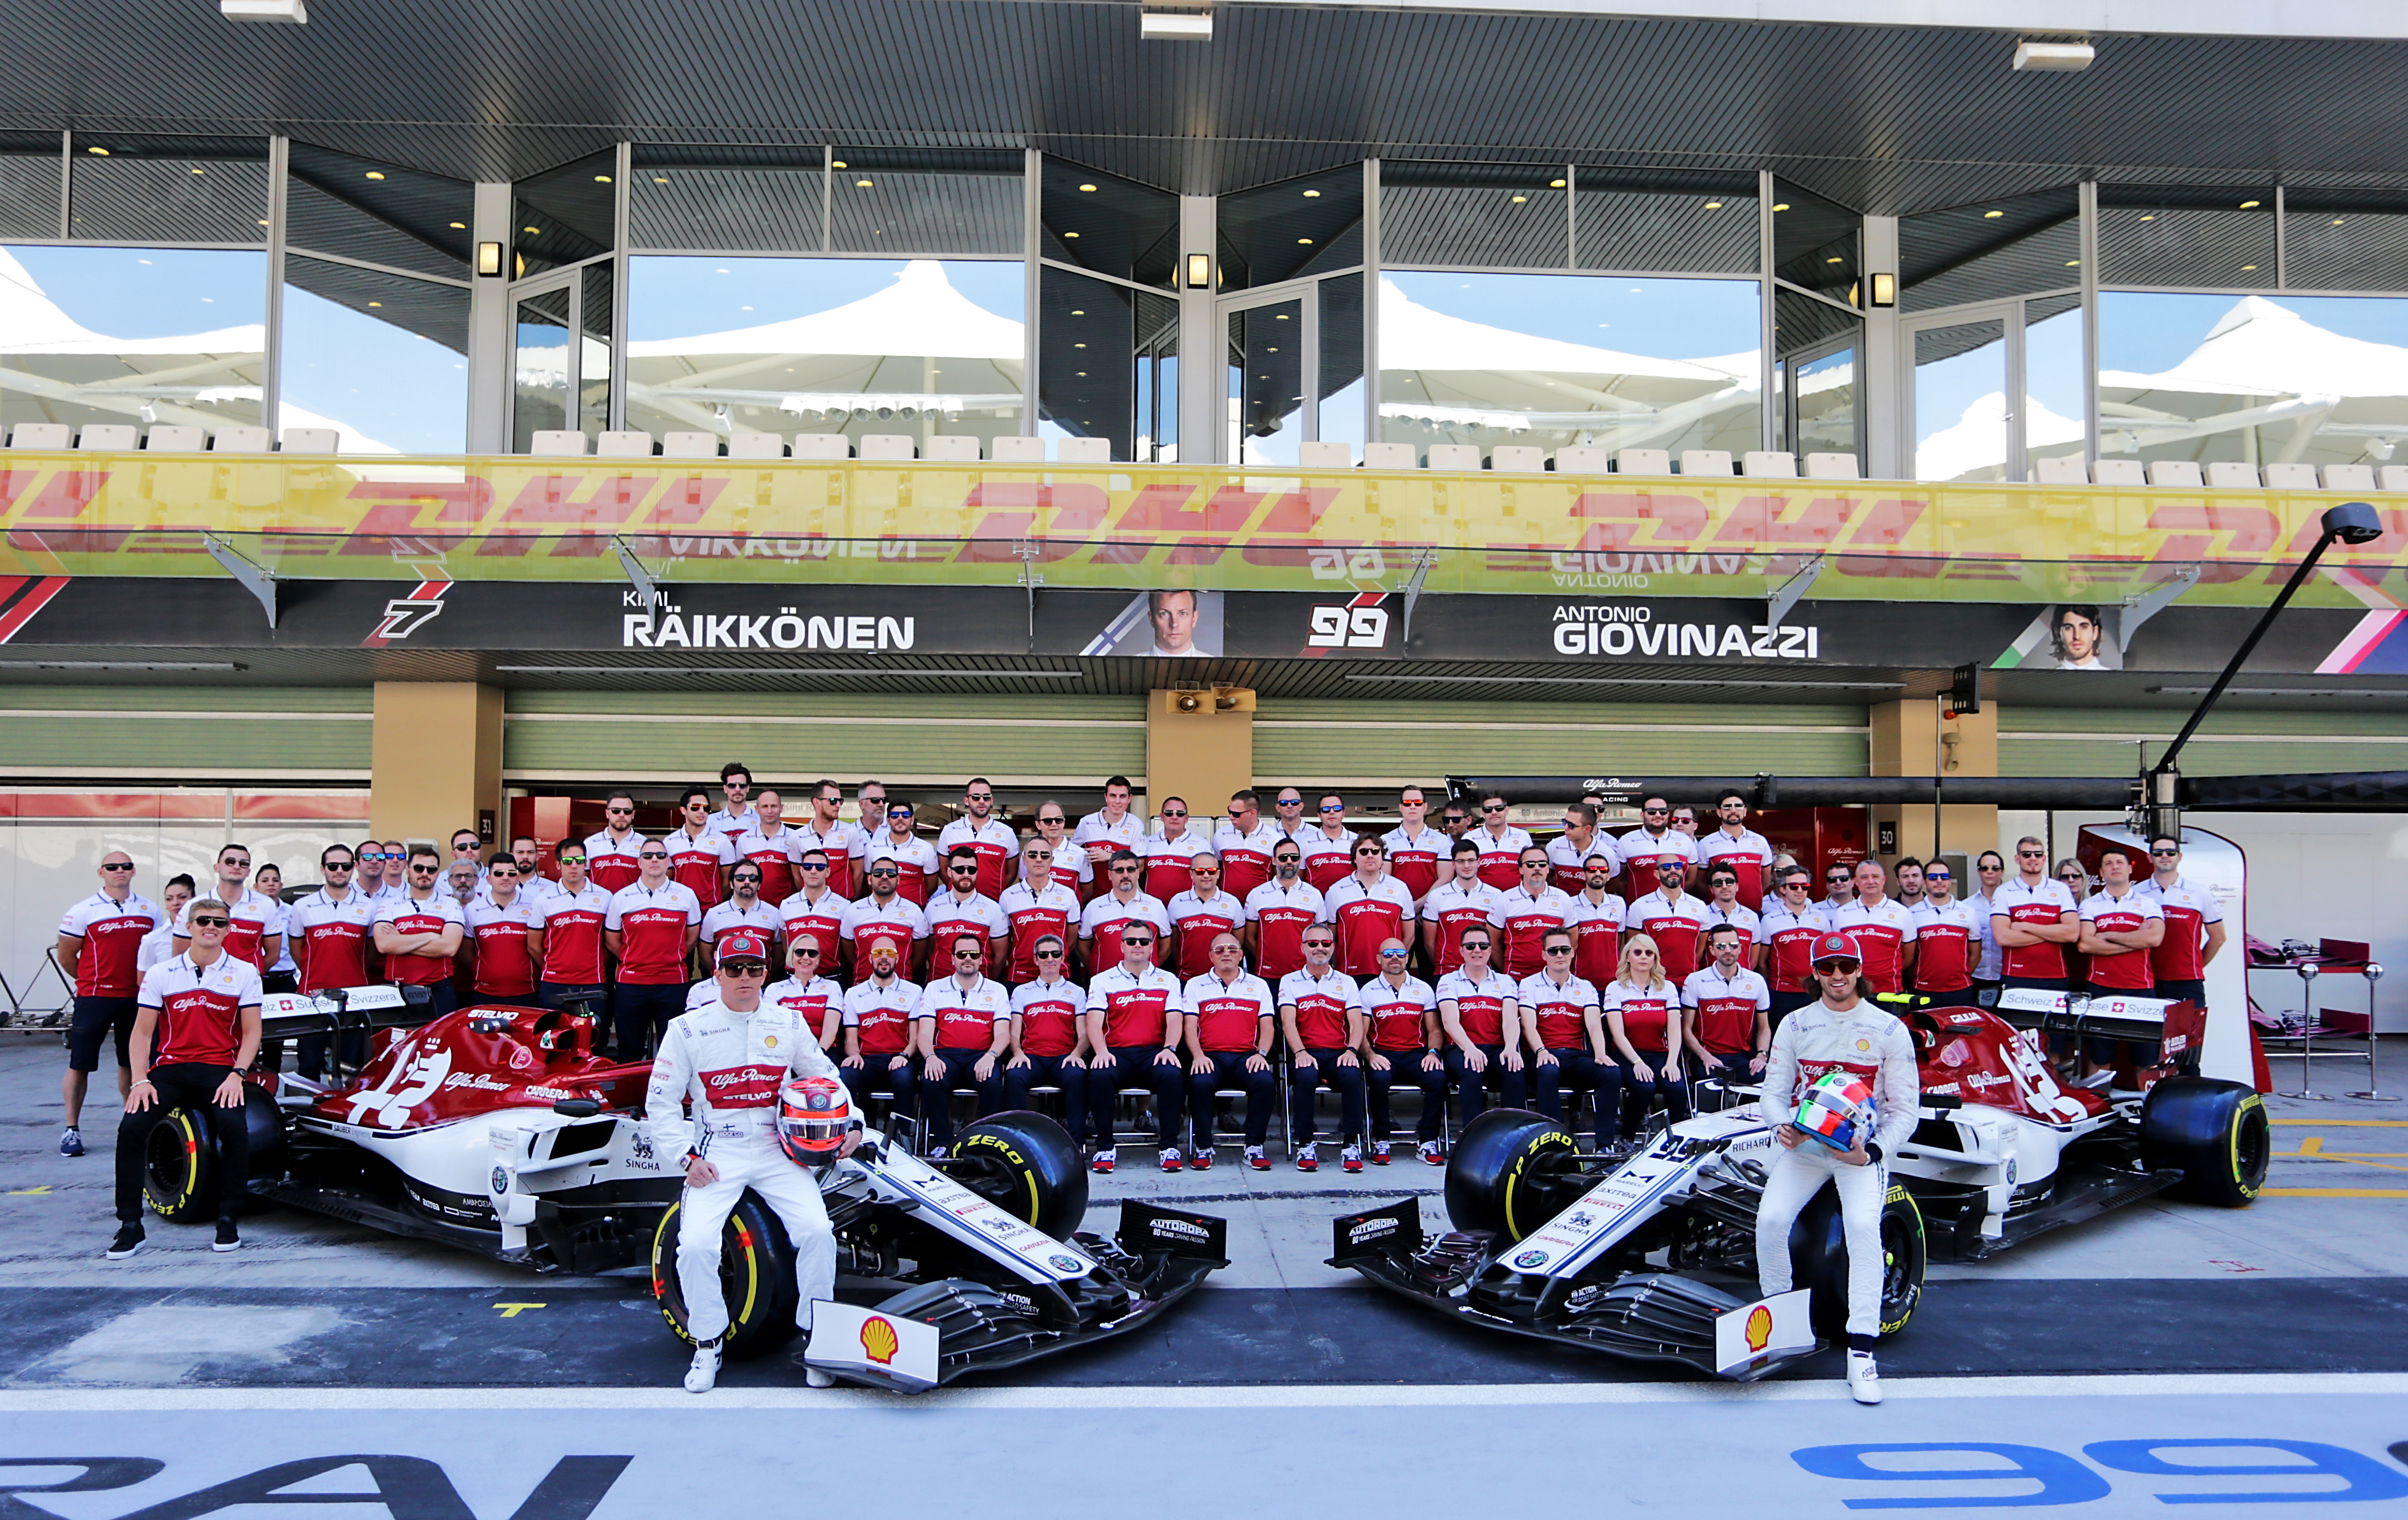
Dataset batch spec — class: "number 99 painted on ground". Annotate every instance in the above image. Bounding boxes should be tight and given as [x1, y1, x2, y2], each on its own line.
[1791, 1440, 2408, 1507]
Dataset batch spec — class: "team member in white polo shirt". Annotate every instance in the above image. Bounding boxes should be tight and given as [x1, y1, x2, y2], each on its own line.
[733, 790, 805, 906]
[1757, 865, 1830, 1024]
[792, 780, 867, 901]
[1281, 925, 1367, 1173]
[1437, 927, 1524, 1124]
[837, 935, 919, 1131]
[1968, 849, 2008, 1001]
[703, 762, 758, 846]
[1422, 839, 1504, 979]
[1083, 924, 1185, 1172]
[1359, 937, 1445, 1166]
[1991, 837, 2079, 994]
[1545, 802, 1614, 897]
[777, 848, 851, 973]
[530, 844, 612, 1017]
[173, 844, 283, 972]
[602, 841, 699, 1058]
[841, 861, 931, 983]
[1141, 798, 1216, 903]
[1244, 841, 1324, 981]
[662, 788, 737, 916]
[1699, 863, 1761, 961]
[1165, 853, 1244, 979]
[57, 852, 163, 1155]
[1495, 847, 1577, 981]
[1616, 797, 1695, 904]
[1212, 790, 1279, 903]
[1181, 932, 1278, 1170]
[1300, 794, 1359, 894]
[1323, 837, 1417, 978]
[1832, 859, 1918, 997]
[1909, 861, 1983, 1008]
[1079, 850, 1171, 973]
[908, 933, 1014, 1154]
[922, 848, 1010, 980]
[1074, 776, 1146, 903]
[584, 794, 646, 895]
[1520, 927, 1613, 1153]
[1001, 837, 1083, 984]
[2142, 836, 2225, 1008]
[764, 935, 845, 1051]
[1682, 924, 1771, 1104]
[699, 860, 784, 966]
[1004, 934, 1090, 1141]
[1697, 791, 1777, 905]
[1382, 787, 1446, 904]
[1625, 858, 1713, 987]
[936, 778, 1017, 902]
[860, 800, 939, 906]
[1469, 793, 1534, 893]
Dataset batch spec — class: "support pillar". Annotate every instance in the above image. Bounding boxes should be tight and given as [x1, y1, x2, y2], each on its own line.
[1146, 688, 1255, 822]
[371, 682, 505, 850]
[1868, 696, 1998, 868]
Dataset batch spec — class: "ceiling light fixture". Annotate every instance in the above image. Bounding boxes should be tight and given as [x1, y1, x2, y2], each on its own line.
[1549, 178, 1566, 189]
[448, 221, 466, 229]
[220, 0, 307, 19]
[1297, 237, 1312, 244]
[2239, 199, 2261, 209]
[855, 179, 873, 188]
[85, 146, 109, 156]
[1140, 6, 1212, 40]
[1982, 209, 2002, 218]
[1703, 200, 1722, 209]
[831, 161, 847, 169]
[1771, 202, 1790, 212]
[1062, 230, 1079, 238]
[594, 175, 611, 183]
[1303, 189, 1321, 198]
[365, 171, 386, 180]
[1510, 194, 1527, 203]
[2012, 39, 2093, 71]
[1079, 183, 1098, 192]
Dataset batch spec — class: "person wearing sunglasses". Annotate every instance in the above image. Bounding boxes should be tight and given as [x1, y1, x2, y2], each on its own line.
[1625, 856, 1712, 989]
[109, 896, 263, 1259]
[351, 840, 389, 904]
[1831, 859, 1918, 998]
[937, 778, 1019, 902]
[1005, 934, 1092, 1143]
[699, 861, 785, 982]
[530, 844, 613, 1019]
[1681, 923, 1771, 1110]
[1078, 849, 1171, 974]
[1696, 790, 1777, 906]
[1073, 776, 1146, 906]
[1165, 852, 1243, 981]
[1001, 837, 1083, 984]
[1244, 842, 1325, 982]
[1325, 838, 1416, 979]
[375, 846, 466, 1020]
[468, 856, 543, 1009]
[861, 800, 939, 906]
[1759, 867, 1833, 1026]
[57, 852, 165, 1156]
[602, 840, 702, 1059]
[1437, 928, 1525, 1125]
[173, 843, 283, 973]
[840, 861, 931, 984]
[704, 761, 759, 849]
[1421, 838, 1504, 980]
[1968, 850, 2008, 1001]
[1083, 923, 1186, 1172]
[838, 933, 921, 1128]
[1380, 786, 1446, 906]
[774, 849, 851, 985]
[765, 936, 846, 1052]
[1698, 862, 1760, 969]
[1600, 937, 1680, 1151]
[1469, 793, 1534, 894]
[1566, 851, 1624, 990]
[1300, 794, 1359, 894]
[583, 792, 648, 894]
[1496, 846, 1577, 981]
[1179, 931, 1278, 1170]
[1212, 789, 1278, 903]
[1027, 800, 1094, 897]
[1521, 926, 1613, 1154]
[1907, 861, 1982, 1008]
[1615, 797, 1695, 906]
[799, 779, 867, 900]
[1140, 796, 1215, 903]
[924, 847, 1009, 981]
[1754, 932, 1918, 1407]
[1990, 836, 2079, 997]
[285, 844, 377, 1078]
[1281, 927, 1368, 1173]
[2140, 836, 2225, 1009]
[908, 933, 1014, 1155]
[664, 786, 738, 916]
[1359, 936, 1446, 1166]
[1819, 861, 1857, 917]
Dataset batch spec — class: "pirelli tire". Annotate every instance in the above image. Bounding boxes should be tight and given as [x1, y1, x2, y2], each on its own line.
[2138, 1077, 2270, 1208]
[650, 1191, 800, 1357]
[1443, 1108, 1581, 1243]
[1790, 1179, 1925, 1342]
[141, 1086, 284, 1224]
[951, 1110, 1087, 1239]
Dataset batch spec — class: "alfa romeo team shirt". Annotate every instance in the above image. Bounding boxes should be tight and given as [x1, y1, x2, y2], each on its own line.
[858, 832, 940, 905]
[1758, 901, 1832, 993]
[1831, 896, 1919, 995]
[1614, 827, 1695, 903]
[935, 816, 1018, 901]
[1600, 977, 1679, 1053]
[175, 887, 284, 969]
[776, 888, 850, 973]
[1140, 830, 1216, 904]
[1702, 901, 1761, 957]
[375, 892, 463, 987]
[1080, 892, 1172, 971]
[2142, 875, 2223, 985]
[1010, 976, 1087, 1059]
[1212, 818, 1281, 902]
[1625, 890, 1712, 985]
[1545, 831, 1618, 897]
[735, 825, 804, 905]
[1517, 969, 1599, 1051]
[1420, 879, 1503, 978]
[466, 894, 540, 998]
[794, 818, 867, 900]
[1909, 899, 1982, 994]
[999, 879, 1082, 984]
[1360, 973, 1440, 1052]
[1086, 963, 1182, 1048]
[839, 896, 930, 983]
[1436, 968, 1517, 1046]
[1300, 829, 1358, 894]
[1165, 889, 1244, 980]
[139, 951, 263, 1068]
[1277, 966, 1361, 1050]
[604, 881, 701, 985]
[1321, 873, 1417, 977]
[916, 974, 1012, 1050]
[1568, 893, 1623, 987]
[1683, 963, 1771, 1056]
[2080, 887, 2163, 992]
[288, 888, 376, 993]
[59, 892, 165, 998]
[1991, 877, 2078, 981]
[1380, 825, 1446, 903]
[766, 973, 844, 1043]
[923, 889, 1009, 963]
[662, 826, 737, 912]
[1183, 971, 1277, 1053]
[1471, 823, 1536, 893]
[582, 829, 646, 894]
[1494, 884, 1577, 980]
[1244, 880, 1325, 980]
[845, 976, 922, 1058]
[1696, 827, 1777, 905]
[531, 883, 612, 986]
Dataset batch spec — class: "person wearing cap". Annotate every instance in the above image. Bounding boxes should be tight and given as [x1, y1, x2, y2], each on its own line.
[649, 928, 856, 1394]
[1753, 932, 1919, 1407]
[836, 933, 920, 1130]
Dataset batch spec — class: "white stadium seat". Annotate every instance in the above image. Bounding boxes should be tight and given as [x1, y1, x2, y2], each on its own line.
[2033, 454, 2090, 485]
[147, 426, 207, 452]
[1679, 449, 1734, 476]
[596, 431, 655, 458]
[6, 423, 70, 449]
[528, 430, 588, 457]
[1611, 447, 1668, 476]
[1742, 450, 1798, 478]
[1426, 443, 1482, 470]
[2260, 461, 2318, 490]
[212, 426, 273, 454]
[791, 434, 850, 460]
[661, 432, 722, 459]
[282, 427, 340, 455]
[2092, 458, 2146, 486]
[76, 424, 139, 451]
[857, 435, 916, 460]
[2145, 459, 2204, 487]
[2380, 465, 2408, 493]
[2203, 461, 2261, 488]
[1553, 446, 1612, 474]
[1299, 440, 1354, 468]
[726, 431, 785, 459]
[1055, 436, 1112, 464]
[1803, 452, 1860, 480]
[988, 435, 1046, 463]
[2319, 463, 2375, 491]
[924, 434, 982, 461]
[1489, 445, 1546, 473]
[1362, 442, 1418, 469]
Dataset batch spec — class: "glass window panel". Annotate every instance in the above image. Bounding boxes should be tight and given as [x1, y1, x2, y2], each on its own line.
[2024, 293, 2086, 474]
[626, 255, 1024, 450]
[1773, 284, 1860, 356]
[1911, 318, 2008, 481]
[285, 143, 472, 280]
[1219, 164, 1363, 291]
[1771, 180, 1858, 303]
[0, 245, 264, 435]
[631, 147, 825, 252]
[1791, 347, 1859, 464]
[1379, 162, 1569, 269]
[512, 285, 571, 453]
[1377, 271, 1759, 457]
[1317, 272, 1365, 448]
[831, 148, 1021, 257]
[281, 255, 467, 454]
[0, 134, 61, 240]
[513, 150, 616, 281]
[70, 135, 269, 245]
[579, 259, 615, 437]
[2099, 290, 2408, 471]
[1900, 186, 2080, 312]
[1041, 158, 1178, 290]
[1228, 299, 1305, 466]
[1573, 170, 1757, 274]
[2098, 184, 2274, 289]
[1041, 264, 1135, 462]
[2284, 193, 2408, 292]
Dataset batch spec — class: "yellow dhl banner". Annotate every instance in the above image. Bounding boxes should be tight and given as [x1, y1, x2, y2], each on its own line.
[2, 449, 2404, 606]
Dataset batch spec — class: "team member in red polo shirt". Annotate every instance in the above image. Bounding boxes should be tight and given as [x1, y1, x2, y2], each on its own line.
[1300, 794, 1358, 892]
[734, 789, 805, 906]
[936, 778, 1018, 901]
[530, 843, 612, 1016]
[603, 841, 700, 1058]
[1831, 859, 1918, 996]
[1991, 836, 2079, 993]
[1381, 788, 1446, 904]
[662, 788, 737, 913]
[1908, 861, 1982, 1007]
[840, 861, 931, 982]
[466, 858, 542, 1007]
[286, 843, 379, 1080]
[1360, 937, 1446, 1166]
[2078, 845, 2165, 1074]
[1027, 800, 1093, 898]
[795, 780, 867, 900]
[584, 793, 646, 894]
[1600, 935, 1686, 1150]
[1004, 934, 1090, 1140]
[173, 844, 283, 971]
[1213, 790, 1279, 902]
[923, 848, 1010, 979]
[908, 934, 1014, 1155]
[376, 847, 465, 1018]
[1244, 842, 1324, 980]
[1616, 798, 1695, 903]
[1001, 837, 1083, 983]
[1495, 848, 1577, 980]
[1625, 859, 1712, 987]
[837, 935, 919, 1133]
[1697, 791, 1777, 905]
[57, 852, 164, 1155]
[1083, 925, 1186, 1172]
[1141, 798, 1215, 902]
[764, 936, 845, 1051]
[1545, 803, 1615, 896]
[1324, 837, 1417, 977]
[860, 800, 939, 905]
[699, 860, 784, 968]
[2142, 837, 2226, 1007]
[1682, 924, 1771, 1103]
[1181, 932, 1278, 1170]
[1759, 866, 1831, 1024]
[1281, 926, 1367, 1173]
[776, 848, 850, 972]
[109, 900, 261, 1258]
[1566, 852, 1623, 988]
[1520, 928, 1614, 1154]
[1438, 927, 1525, 1125]
[1469, 794, 1534, 892]
[1421, 839, 1503, 978]
[1166, 853, 1244, 979]
[1700, 864, 1761, 960]
[1079, 851, 1171, 974]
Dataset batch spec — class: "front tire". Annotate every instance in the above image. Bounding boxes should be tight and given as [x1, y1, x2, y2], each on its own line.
[141, 1087, 282, 1223]
[1444, 1108, 1581, 1242]
[650, 1191, 801, 1356]
[2139, 1077, 2269, 1207]
[1791, 1180, 1925, 1341]
[951, 1110, 1087, 1238]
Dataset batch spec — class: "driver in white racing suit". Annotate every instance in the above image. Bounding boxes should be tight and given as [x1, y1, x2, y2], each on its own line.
[648, 929, 859, 1393]
[1754, 932, 1918, 1405]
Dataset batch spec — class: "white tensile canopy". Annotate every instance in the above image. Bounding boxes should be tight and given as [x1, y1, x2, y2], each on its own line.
[2096, 295, 2408, 466]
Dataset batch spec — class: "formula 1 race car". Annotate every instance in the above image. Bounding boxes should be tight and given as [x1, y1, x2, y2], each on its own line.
[1330, 997, 2268, 1379]
[139, 990, 1229, 1389]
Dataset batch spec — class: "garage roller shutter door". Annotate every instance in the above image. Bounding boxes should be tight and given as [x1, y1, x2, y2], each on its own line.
[1252, 699, 1870, 785]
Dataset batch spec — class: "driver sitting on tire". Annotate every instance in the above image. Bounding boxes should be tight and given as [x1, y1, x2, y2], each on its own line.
[649, 929, 860, 1395]
[1753, 932, 1918, 1406]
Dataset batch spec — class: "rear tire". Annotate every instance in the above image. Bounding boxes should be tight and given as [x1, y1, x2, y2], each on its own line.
[2139, 1077, 2269, 1207]
[1444, 1108, 1581, 1242]
[650, 1191, 800, 1357]
[1791, 1180, 1925, 1341]
[951, 1110, 1087, 1238]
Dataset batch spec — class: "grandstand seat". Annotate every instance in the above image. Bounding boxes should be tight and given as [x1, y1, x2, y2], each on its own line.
[2319, 463, 2375, 491]
[857, 434, 916, 460]
[5, 423, 70, 449]
[1056, 436, 1112, 464]
[1553, 445, 1612, 473]
[988, 435, 1045, 463]
[1742, 449, 1798, 478]
[281, 427, 340, 454]
[924, 434, 982, 461]
[1803, 451, 1860, 480]
[2260, 462, 2319, 490]
[596, 430, 655, 458]
[1363, 441, 1418, 469]
[726, 431, 785, 459]
[75, 424, 138, 451]
[2203, 461, 2261, 488]
[661, 431, 722, 458]
[2033, 453, 2089, 485]
[1299, 439, 1354, 468]
[1426, 443, 1482, 471]
[790, 434, 850, 460]
[1489, 445, 1546, 473]
[528, 430, 588, 457]
[212, 426, 273, 454]
[2092, 458, 2145, 486]
[1611, 447, 1668, 475]
[2379, 465, 2408, 493]
[1679, 449, 1734, 476]
[2145, 459, 2204, 487]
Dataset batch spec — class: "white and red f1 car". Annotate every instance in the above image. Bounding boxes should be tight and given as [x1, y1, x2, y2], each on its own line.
[139, 991, 1227, 1389]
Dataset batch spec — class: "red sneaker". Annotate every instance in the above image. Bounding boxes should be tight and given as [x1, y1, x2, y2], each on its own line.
[1246, 1147, 1270, 1170]
[1342, 1144, 1364, 1173]
[1160, 1149, 1184, 1172]
[1295, 1149, 1318, 1172]
[1090, 1148, 1116, 1174]
[1190, 1147, 1213, 1170]
[1370, 1141, 1391, 1166]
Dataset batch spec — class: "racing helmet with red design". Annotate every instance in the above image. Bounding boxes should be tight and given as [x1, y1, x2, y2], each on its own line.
[1793, 1070, 1877, 1152]
[777, 1076, 852, 1166]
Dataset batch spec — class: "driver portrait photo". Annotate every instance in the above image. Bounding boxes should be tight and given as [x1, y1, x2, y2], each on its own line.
[1080, 588, 1225, 658]
[2048, 603, 2118, 670]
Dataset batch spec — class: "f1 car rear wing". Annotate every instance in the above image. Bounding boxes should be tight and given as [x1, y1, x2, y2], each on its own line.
[259, 984, 430, 1041]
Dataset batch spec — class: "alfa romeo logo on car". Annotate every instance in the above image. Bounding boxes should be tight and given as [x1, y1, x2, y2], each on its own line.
[1049, 1253, 1084, 1272]
[1512, 1249, 1549, 1269]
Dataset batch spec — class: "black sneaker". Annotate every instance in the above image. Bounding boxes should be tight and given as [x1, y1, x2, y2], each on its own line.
[106, 1223, 145, 1260]
[59, 1127, 84, 1157]
[212, 1219, 241, 1253]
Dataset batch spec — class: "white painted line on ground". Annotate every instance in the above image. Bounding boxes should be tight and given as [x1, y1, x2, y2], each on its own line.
[4, 1371, 2404, 1414]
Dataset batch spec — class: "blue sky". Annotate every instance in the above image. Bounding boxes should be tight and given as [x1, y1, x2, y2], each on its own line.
[629, 255, 1025, 338]
[8, 245, 264, 333]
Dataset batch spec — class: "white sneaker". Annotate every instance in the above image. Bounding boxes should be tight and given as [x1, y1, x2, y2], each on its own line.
[1846, 1349, 1882, 1405]
[1418, 1140, 1444, 1166]
[805, 1367, 835, 1389]
[683, 1339, 724, 1394]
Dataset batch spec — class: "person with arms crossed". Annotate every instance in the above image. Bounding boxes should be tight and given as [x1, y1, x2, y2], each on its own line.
[1469, 793, 1535, 893]
[1421, 839, 1504, 979]
[1004, 935, 1091, 1146]
[1437, 928, 1526, 1125]
[1281, 926, 1368, 1173]
[1832, 859, 1919, 997]
[1968, 850, 2009, 1003]
[922, 847, 1010, 980]
[287, 844, 378, 1080]
[106, 899, 261, 1259]
[776, 848, 850, 974]
[859, 800, 939, 905]
[1617, 797, 1695, 904]
[1991, 837, 2079, 995]
[836, 935, 919, 1136]
[1141, 797, 1215, 903]
[530, 844, 612, 1017]
[603, 842, 701, 1059]
[1001, 837, 1083, 984]
[1754, 932, 1918, 1406]
[1180, 932, 1279, 1171]
[1382, 787, 1446, 905]
[1300, 793, 1358, 893]
[1359, 938, 1446, 1166]
[1082, 924, 1186, 1172]
[909, 934, 1014, 1155]
[1625, 857, 1712, 987]
[1521, 928, 1615, 1155]
[584, 794, 646, 895]
[1545, 802, 1615, 897]
[1908, 861, 1982, 1008]
[1080, 849, 1171, 975]
[466, 857, 542, 1008]
[2056, 857, 2095, 991]
[376, 847, 465, 1019]
[1212, 789, 1278, 902]
[840, 861, 931, 983]
[173, 844, 283, 972]
[2141, 836, 2225, 1008]
[1683, 924, 1771, 1104]
[1165, 852, 1244, 980]
[2077, 844, 2165, 1080]
[1244, 842, 1325, 982]
[1697, 791, 1777, 904]
[56, 852, 163, 1156]
[734, 789, 804, 906]
[936, 778, 1017, 901]
[1495, 847, 1578, 981]
[1601, 935, 1686, 1151]
[1699, 863, 1761, 961]
[1324, 837, 1417, 977]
